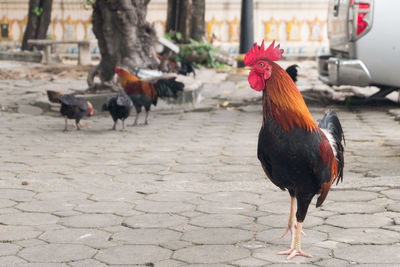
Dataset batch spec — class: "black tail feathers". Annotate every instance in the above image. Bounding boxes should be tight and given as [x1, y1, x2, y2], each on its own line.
[178, 61, 196, 77]
[155, 77, 184, 98]
[319, 109, 345, 184]
[285, 64, 299, 83]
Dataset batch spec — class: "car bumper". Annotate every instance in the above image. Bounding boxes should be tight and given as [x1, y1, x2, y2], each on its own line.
[317, 55, 372, 86]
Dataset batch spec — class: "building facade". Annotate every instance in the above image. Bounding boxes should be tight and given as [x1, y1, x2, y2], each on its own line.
[0, 0, 329, 55]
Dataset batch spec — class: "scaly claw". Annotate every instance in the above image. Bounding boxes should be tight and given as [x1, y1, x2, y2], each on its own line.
[278, 248, 294, 255]
[279, 221, 311, 260]
[278, 248, 312, 260]
[287, 249, 312, 260]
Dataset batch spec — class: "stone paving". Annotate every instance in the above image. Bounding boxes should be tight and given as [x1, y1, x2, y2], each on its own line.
[0, 60, 400, 266]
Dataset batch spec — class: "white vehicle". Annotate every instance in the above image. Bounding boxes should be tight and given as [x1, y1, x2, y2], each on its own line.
[317, 0, 400, 98]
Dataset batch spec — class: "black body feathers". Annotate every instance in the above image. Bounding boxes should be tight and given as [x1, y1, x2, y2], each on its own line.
[103, 93, 133, 122]
[285, 64, 299, 83]
[59, 95, 89, 122]
[178, 62, 196, 77]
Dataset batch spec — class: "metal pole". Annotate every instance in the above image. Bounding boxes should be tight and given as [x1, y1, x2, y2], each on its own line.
[238, 0, 254, 66]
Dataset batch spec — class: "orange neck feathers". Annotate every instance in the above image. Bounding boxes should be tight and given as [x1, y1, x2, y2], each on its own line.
[118, 68, 139, 88]
[264, 62, 317, 132]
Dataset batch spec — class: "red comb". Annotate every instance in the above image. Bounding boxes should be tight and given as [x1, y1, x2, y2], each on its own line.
[244, 40, 284, 66]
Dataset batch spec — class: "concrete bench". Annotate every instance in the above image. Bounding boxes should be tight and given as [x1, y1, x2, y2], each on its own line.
[27, 40, 96, 65]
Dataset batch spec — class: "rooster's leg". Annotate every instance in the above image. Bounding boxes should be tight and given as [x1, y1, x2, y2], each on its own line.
[144, 111, 149, 125]
[121, 119, 126, 131]
[75, 120, 81, 131]
[285, 222, 312, 259]
[279, 197, 312, 260]
[112, 121, 117, 130]
[63, 117, 68, 132]
[132, 112, 139, 126]
[278, 196, 296, 252]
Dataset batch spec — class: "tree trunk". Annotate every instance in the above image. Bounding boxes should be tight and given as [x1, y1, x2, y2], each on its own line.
[166, 0, 177, 33]
[191, 0, 205, 41]
[88, 0, 159, 90]
[166, 0, 205, 42]
[177, 0, 192, 42]
[21, 0, 52, 51]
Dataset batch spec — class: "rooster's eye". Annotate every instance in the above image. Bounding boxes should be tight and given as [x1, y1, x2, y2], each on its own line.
[259, 62, 264, 67]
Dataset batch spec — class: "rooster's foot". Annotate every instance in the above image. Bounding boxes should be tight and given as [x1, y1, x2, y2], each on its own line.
[278, 248, 312, 260]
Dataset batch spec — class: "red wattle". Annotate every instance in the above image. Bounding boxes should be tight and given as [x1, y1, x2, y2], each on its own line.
[248, 71, 265, 91]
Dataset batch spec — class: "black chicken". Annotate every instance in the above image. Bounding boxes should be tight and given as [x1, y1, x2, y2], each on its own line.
[47, 90, 94, 131]
[58, 95, 94, 131]
[102, 93, 133, 131]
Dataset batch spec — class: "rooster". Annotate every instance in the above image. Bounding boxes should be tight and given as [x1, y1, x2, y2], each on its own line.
[102, 93, 133, 131]
[156, 53, 196, 77]
[245, 41, 344, 259]
[115, 66, 184, 125]
[47, 90, 94, 131]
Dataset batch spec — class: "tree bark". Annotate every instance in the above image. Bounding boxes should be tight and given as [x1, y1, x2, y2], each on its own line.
[177, 0, 192, 42]
[88, 0, 158, 89]
[166, 0, 177, 33]
[191, 0, 205, 41]
[166, 0, 205, 42]
[22, 0, 52, 51]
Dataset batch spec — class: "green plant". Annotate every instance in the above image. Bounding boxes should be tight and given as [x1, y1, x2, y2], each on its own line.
[83, 0, 96, 9]
[165, 32, 183, 43]
[172, 37, 225, 69]
[32, 6, 43, 16]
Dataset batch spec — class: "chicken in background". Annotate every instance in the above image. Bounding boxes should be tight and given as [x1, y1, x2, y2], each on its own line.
[178, 61, 196, 77]
[156, 52, 177, 73]
[115, 66, 184, 125]
[245, 41, 344, 259]
[47, 90, 94, 131]
[102, 93, 133, 131]
[285, 64, 299, 83]
[156, 53, 196, 77]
